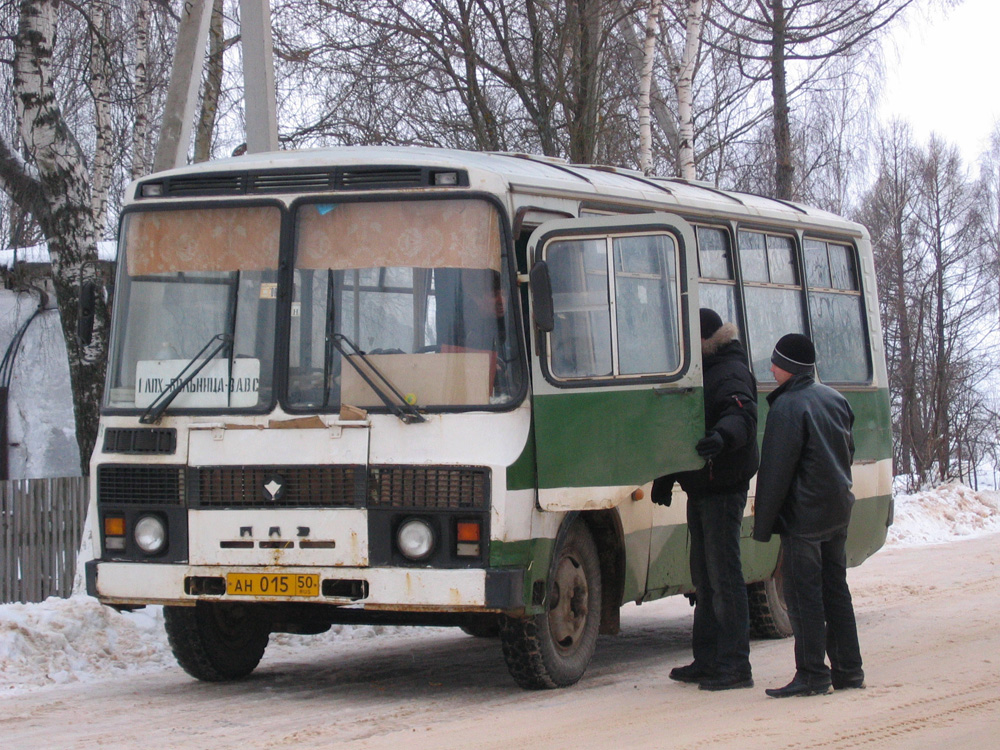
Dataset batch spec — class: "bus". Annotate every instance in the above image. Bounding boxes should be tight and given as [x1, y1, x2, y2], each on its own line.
[84, 146, 892, 689]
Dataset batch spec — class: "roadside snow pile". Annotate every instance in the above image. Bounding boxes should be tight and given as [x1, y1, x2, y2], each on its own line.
[0, 596, 174, 692]
[0, 596, 414, 693]
[887, 483, 1000, 547]
[2, 483, 998, 692]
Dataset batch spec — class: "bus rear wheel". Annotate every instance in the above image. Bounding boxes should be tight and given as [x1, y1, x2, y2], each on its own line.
[499, 520, 601, 689]
[164, 602, 270, 681]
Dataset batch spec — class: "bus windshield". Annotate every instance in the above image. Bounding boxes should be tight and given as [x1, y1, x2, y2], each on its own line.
[105, 205, 281, 412]
[288, 198, 523, 411]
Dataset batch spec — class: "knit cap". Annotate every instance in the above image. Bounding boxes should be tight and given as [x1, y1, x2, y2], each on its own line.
[771, 333, 815, 374]
[700, 308, 724, 340]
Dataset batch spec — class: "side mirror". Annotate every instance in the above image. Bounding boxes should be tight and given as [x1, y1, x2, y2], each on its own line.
[529, 261, 554, 333]
[77, 279, 96, 345]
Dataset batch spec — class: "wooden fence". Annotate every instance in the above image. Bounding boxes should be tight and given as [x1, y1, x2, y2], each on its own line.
[1, 477, 88, 604]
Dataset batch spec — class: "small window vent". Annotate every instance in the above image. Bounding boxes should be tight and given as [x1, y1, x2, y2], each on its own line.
[104, 428, 177, 455]
[164, 175, 245, 196]
[250, 171, 334, 193]
[340, 168, 425, 189]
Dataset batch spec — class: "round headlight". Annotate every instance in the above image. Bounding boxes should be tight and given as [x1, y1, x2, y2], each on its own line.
[134, 515, 167, 554]
[397, 518, 435, 561]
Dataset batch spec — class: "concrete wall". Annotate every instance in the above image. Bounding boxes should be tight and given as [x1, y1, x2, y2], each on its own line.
[1, 289, 81, 479]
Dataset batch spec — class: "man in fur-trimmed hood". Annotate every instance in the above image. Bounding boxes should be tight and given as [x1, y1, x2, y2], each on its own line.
[661, 308, 759, 691]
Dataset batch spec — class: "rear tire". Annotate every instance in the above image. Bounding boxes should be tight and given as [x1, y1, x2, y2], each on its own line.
[164, 602, 270, 681]
[499, 520, 601, 689]
[748, 553, 792, 638]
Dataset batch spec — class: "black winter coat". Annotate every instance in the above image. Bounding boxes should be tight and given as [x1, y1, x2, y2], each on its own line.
[752, 372, 856, 542]
[655, 324, 759, 500]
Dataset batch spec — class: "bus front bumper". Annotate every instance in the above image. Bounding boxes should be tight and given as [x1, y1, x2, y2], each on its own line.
[85, 560, 524, 611]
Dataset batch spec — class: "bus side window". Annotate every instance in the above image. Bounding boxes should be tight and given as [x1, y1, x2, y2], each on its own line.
[696, 226, 740, 336]
[545, 232, 681, 380]
[804, 239, 871, 383]
[739, 230, 807, 381]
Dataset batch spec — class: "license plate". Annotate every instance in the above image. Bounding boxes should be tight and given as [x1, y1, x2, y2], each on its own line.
[226, 573, 320, 598]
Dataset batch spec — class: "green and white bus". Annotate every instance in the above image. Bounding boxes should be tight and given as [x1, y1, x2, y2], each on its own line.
[84, 146, 892, 689]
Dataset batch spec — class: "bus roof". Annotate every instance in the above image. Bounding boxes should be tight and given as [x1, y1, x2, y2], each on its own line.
[129, 146, 864, 237]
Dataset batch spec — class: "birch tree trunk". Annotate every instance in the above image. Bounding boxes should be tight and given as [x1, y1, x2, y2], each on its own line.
[12, 0, 109, 473]
[638, 0, 662, 175]
[89, 1, 113, 238]
[676, 0, 702, 181]
[616, 0, 680, 169]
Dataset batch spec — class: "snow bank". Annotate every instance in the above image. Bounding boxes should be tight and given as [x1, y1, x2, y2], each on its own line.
[886, 483, 1000, 547]
[0, 598, 413, 694]
[2, 483, 999, 693]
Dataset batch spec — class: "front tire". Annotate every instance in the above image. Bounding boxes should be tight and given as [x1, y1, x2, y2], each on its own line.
[499, 520, 602, 689]
[164, 602, 270, 681]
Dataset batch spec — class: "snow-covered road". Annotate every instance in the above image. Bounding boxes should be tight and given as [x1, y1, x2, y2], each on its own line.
[2, 484, 999, 749]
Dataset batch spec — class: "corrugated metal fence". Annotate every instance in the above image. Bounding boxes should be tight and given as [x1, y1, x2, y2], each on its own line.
[1, 477, 88, 604]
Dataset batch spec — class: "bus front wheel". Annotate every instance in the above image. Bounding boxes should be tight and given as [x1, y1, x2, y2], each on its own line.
[499, 520, 602, 689]
[164, 602, 270, 681]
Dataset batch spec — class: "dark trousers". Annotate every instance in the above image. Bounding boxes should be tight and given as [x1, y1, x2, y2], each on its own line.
[688, 490, 751, 677]
[780, 531, 864, 687]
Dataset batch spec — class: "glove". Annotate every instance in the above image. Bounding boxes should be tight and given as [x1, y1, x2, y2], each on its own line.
[696, 431, 724, 460]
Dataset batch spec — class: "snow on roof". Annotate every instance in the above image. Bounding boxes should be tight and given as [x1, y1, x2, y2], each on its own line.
[1, 483, 997, 693]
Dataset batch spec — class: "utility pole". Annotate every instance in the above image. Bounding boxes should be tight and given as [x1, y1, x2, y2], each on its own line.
[153, 0, 278, 172]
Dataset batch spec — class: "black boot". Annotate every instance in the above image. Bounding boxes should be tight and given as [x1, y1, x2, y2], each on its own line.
[765, 678, 832, 698]
[699, 672, 753, 691]
[669, 662, 713, 684]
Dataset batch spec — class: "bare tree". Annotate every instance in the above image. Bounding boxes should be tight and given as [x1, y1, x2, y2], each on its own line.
[0, 0, 177, 469]
[859, 121, 921, 479]
[707, 0, 911, 200]
[1, 0, 109, 471]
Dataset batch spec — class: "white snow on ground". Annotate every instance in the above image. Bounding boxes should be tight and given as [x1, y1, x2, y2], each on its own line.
[2, 484, 999, 694]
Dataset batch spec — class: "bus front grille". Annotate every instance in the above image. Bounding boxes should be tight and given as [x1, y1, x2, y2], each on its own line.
[191, 466, 363, 508]
[95, 464, 490, 510]
[368, 466, 489, 510]
[97, 465, 186, 505]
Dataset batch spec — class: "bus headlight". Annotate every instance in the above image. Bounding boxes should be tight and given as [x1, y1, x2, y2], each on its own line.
[397, 518, 435, 561]
[134, 514, 167, 555]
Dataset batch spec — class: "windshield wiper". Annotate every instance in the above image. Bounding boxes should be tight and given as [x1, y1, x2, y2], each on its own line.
[140, 333, 233, 424]
[331, 333, 425, 424]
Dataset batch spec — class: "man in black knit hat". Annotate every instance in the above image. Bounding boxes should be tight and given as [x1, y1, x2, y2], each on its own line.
[663, 308, 759, 691]
[754, 333, 865, 698]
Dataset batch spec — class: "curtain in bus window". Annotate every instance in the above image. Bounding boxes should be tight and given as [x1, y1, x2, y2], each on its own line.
[296, 199, 501, 272]
[744, 286, 806, 381]
[614, 235, 680, 375]
[125, 206, 280, 274]
[548, 238, 612, 378]
[809, 293, 870, 382]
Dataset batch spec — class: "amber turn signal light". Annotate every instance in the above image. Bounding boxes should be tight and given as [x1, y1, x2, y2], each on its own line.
[456, 521, 481, 542]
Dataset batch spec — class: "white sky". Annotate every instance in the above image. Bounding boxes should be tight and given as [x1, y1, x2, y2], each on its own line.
[880, 0, 1000, 163]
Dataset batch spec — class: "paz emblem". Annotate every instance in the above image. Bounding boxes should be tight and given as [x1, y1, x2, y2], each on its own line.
[262, 474, 286, 502]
